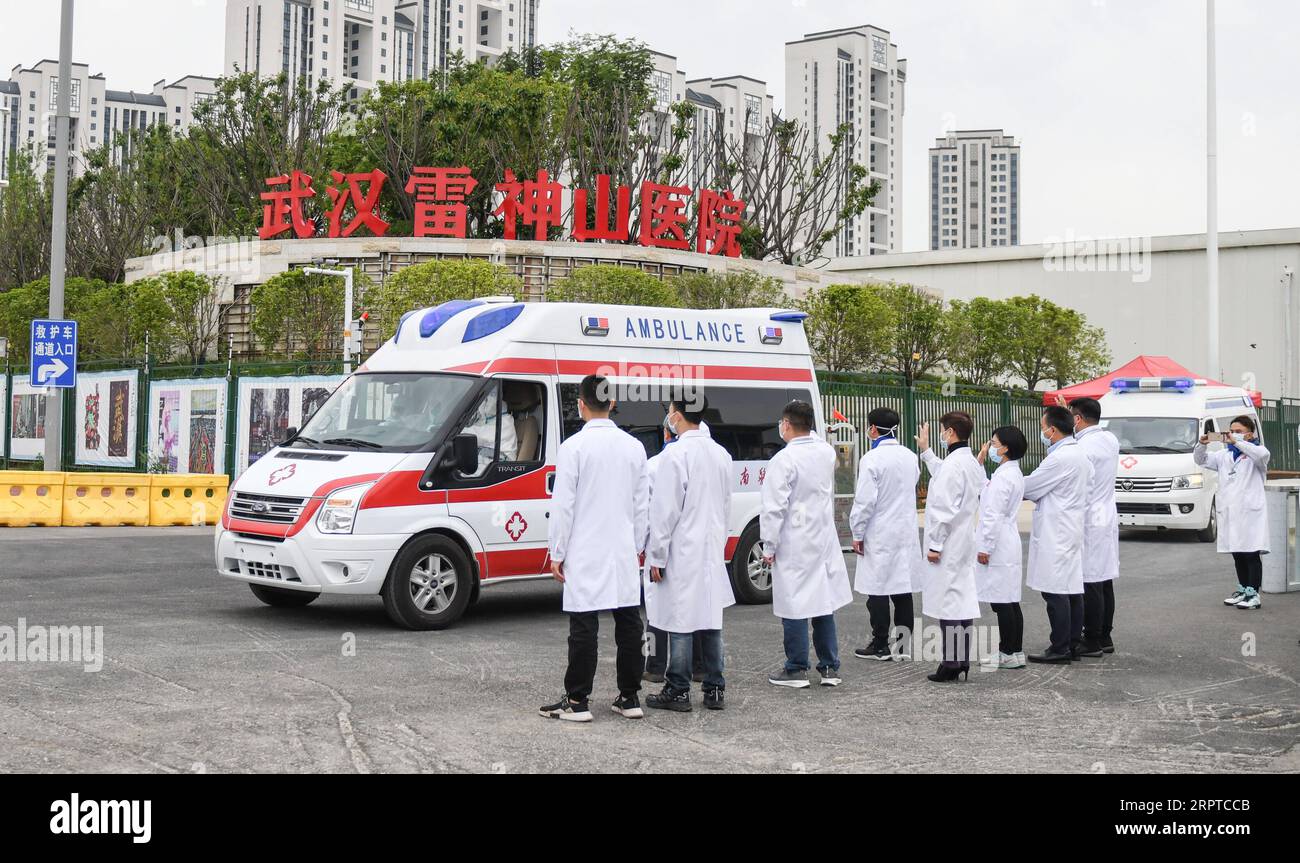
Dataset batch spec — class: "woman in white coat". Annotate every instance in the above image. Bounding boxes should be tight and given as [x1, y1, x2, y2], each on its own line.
[760, 400, 854, 688]
[917, 412, 985, 682]
[1194, 415, 1270, 610]
[975, 426, 1028, 669]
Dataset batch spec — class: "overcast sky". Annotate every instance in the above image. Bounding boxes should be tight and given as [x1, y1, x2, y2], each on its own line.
[4, 0, 1297, 251]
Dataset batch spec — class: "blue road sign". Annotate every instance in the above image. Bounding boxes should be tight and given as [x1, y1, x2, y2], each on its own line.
[30, 319, 78, 389]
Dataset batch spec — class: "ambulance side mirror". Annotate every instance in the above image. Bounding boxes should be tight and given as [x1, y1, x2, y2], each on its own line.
[280, 426, 298, 445]
[449, 433, 479, 475]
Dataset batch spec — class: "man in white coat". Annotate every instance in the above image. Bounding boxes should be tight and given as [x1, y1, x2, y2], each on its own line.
[849, 407, 922, 661]
[539, 375, 649, 722]
[1023, 405, 1093, 664]
[1194, 414, 1271, 610]
[645, 396, 735, 711]
[917, 412, 986, 682]
[761, 400, 854, 688]
[1066, 397, 1120, 657]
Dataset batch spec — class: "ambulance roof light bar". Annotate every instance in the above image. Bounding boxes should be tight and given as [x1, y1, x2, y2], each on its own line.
[1109, 377, 1203, 393]
[769, 310, 808, 323]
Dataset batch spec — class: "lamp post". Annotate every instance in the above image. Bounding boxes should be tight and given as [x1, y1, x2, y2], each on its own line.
[44, 0, 74, 470]
[302, 265, 355, 374]
[1206, 0, 1220, 381]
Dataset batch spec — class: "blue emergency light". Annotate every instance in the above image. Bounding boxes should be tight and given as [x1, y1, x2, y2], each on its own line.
[1109, 377, 1196, 393]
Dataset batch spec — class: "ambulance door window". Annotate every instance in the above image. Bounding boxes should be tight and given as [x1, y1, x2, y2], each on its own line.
[460, 382, 502, 478]
[557, 382, 666, 459]
[500, 379, 546, 464]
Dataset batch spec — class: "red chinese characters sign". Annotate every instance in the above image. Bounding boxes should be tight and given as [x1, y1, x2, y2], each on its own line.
[258, 167, 745, 258]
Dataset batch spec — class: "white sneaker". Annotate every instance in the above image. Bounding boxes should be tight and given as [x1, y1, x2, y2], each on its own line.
[1224, 586, 1246, 606]
[1235, 590, 1261, 610]
[998, 651, 1026, 669]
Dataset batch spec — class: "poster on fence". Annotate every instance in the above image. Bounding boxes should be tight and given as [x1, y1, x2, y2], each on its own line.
[74, 370, 140, 468]
[236, 375, 344, 477]
[146, 378, 229, 475]
[8, 380, 46, 461]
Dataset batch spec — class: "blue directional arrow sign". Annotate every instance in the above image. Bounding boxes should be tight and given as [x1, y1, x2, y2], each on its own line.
[30, 319, 78, 389]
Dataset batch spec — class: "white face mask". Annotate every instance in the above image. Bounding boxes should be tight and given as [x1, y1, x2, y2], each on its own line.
[1040, 430, 1053, 447]
[1230, 432, 1247, 442]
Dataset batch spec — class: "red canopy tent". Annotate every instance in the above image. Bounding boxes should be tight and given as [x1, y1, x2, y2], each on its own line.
[1042, 355, 1262, 407]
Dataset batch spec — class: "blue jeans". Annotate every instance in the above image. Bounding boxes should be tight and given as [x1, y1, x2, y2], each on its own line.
[666, 630, 724, 693]
[783, 615, 840, 674]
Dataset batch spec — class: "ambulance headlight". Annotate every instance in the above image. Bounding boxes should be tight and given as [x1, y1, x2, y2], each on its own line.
[315, 482, 376, 534]
[1172, 474, 1204, 490]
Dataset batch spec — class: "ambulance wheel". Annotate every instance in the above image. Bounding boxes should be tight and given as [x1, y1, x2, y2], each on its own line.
[730, 523, 772, 605]
[1197, 502, 1218, 543]
[248, 584, 319, 608]
[382, 534, 474, 630]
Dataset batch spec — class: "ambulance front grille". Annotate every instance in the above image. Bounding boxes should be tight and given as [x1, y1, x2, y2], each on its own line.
[1115, 477, 1173, 493]
[231, 492, 307, 524]
[1117, 502, 1171, 515]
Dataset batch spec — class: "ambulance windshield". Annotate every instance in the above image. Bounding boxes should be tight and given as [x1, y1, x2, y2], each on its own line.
[1106, 416, 1199, 454]
[293, 372, 478, 452]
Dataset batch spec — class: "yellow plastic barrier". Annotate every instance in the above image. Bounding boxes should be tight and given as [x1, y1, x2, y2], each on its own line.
[149, 474, 229, 526]
[0, 471, 66, 527]
[62, 473, 151, 527]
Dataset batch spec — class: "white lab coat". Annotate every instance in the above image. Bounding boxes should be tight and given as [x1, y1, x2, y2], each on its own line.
[919, 446, 983, 621]
[645, 429, 736, 632]
[975, 459, 1024, 604]
[1194, 439, 1271, 554]
[849, 438, 922, 596]
[1075, 425, 1120, 583]
[1022, 438, 1092, 595]
[760, 434, 853, 620]
[548, 418, 649, 612]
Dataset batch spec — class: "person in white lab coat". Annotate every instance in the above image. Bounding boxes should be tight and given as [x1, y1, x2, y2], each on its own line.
[760, 400, 854, 688]
[645, 397, 735, 711]
[916, 412, 985, 682]
[849, 407, 921, 661]
[539, 375, 649, 723]
[973, 426, 1028, 669]
[1023, 406, 1093, 664]
[1066, 397, 1121, 656]
[1194, 414, 1271, 610]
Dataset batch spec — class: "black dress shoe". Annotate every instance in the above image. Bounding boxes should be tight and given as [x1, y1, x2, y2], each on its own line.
[1028, 650, 1072, 664]
[1100, 638, 1115, 655]
[1074, 642, 1104, 658]
[927, 664, 968, 682]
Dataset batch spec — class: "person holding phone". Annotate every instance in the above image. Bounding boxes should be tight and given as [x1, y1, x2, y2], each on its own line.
[1194, 416, 1271, 610]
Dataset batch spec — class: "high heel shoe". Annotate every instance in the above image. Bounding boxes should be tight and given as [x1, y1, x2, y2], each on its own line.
[927, 664, 967, 683]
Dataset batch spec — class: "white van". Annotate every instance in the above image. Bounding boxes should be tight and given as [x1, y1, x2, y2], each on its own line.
[214, 298, 823, 629]
[1104, 376, 1261, 541]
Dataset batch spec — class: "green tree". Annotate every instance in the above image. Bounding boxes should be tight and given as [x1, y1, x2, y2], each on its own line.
[0, 151, 53, 291]
[798, 282, 895, 373]
[250, 267, 358, 358]
[77, 279, 175, 362]
[1000, 295, 1110, 391]
[671, 270, 787, 310]
[155, 271, 225, 363]
[877, 282, 948, 383]
[945, 297, 1016, 387]
[368, 259, 522, 340]
[0, 276, 101, 363]
[546, 264, 680, 307]
[1048, 312, 1112, 389]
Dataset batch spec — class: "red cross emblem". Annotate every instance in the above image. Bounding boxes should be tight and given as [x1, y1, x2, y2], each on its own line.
[505, 511, 528, 541]
[1120, 456, 1138, 470]
[268, 463, 297, 486]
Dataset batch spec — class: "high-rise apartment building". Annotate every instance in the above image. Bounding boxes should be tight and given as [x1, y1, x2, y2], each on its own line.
[930, 129, 1019, 249]
[785, 25, 906, 258]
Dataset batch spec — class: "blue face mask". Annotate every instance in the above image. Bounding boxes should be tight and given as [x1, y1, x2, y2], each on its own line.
[989, 447, 1004, 464]
[1040, 430, 1052, 447]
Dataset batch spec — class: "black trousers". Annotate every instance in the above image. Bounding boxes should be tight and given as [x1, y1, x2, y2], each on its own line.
[1042, 592, 1083, 656]
[1232, 552, 1263, 590]
[867, 592, 914, 649]
[1082, 579, 1116, 645]
[989, 602, 1023, 654]
[565, 606, 644, 702]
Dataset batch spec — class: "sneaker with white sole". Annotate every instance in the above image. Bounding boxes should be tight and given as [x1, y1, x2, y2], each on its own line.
[768, 669, 811, 688]
[1235, 589, 1261, 610]
[539, 695, 592, 722]
[819, 668, 842, 687]
[998, 651, 1026, 669]
[610, 694, 644, 719]
[1224, 585, 1246, 606]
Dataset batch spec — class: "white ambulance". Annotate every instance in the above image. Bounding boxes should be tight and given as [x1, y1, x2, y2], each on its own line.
[1104, 376, 1261, 541]
[215, 298, 824, 629]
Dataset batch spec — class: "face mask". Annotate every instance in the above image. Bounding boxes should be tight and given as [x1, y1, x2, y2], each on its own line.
[938, 435, 949, 452]
[1040, 430, 1053, 447]
[869, 425, 898, 449]
[667, 415, 680, 437]
[1230, 432, 1247, 442]
[989, 447, 1004, 464]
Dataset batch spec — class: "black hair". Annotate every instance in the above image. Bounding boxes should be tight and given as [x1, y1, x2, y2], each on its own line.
[1043, 405, 1074, 436]
[940, 410, 974, 443]
[1231, 415, 1257, 434]
[782, 400, 816, 433]
[579, 374, 612, 412]
[867, 407, 901, 434]
[1070, 397, 1102, 425]
[669, 391, 708, 426]
[991, 425, 1028, 460]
